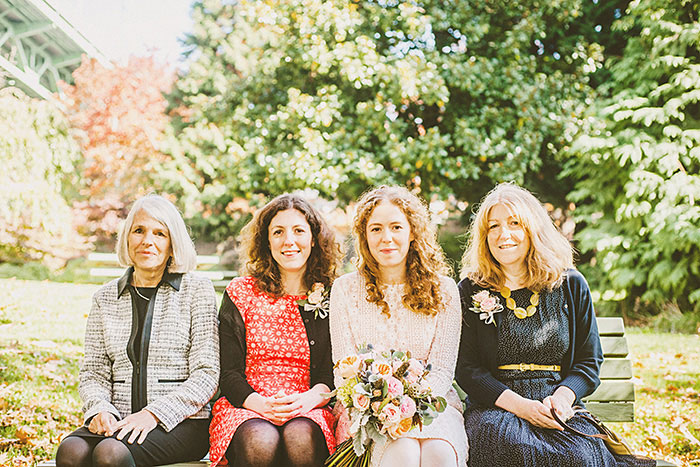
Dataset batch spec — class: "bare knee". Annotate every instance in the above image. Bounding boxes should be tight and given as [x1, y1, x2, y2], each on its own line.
[380, 437, 420, 467]
[420, 439, 457, 467]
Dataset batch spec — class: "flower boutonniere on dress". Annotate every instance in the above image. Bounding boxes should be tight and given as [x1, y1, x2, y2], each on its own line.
[470, 290, 503, 326]
[296, 282, 330, 319]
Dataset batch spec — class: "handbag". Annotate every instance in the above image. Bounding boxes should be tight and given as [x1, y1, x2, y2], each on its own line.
[550, 406, 635, 456]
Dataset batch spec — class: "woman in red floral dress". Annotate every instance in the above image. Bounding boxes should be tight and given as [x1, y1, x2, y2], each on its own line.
[209, 194, 343, 467]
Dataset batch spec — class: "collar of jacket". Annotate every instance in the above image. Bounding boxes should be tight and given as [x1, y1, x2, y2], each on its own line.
[117, 266, 183, 297]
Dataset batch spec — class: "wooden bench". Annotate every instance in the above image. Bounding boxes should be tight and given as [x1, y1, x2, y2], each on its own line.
[87, 252, 237, 290]
[584, 316, 635, 422]
[40, 316, 674, 467]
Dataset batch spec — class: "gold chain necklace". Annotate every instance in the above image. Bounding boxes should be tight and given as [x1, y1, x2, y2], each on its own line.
[500, 287, 539, 319]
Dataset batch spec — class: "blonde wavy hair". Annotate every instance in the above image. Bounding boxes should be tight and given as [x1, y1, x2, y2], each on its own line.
[460, 183, 574, 292]
[353, 186, 450, 317]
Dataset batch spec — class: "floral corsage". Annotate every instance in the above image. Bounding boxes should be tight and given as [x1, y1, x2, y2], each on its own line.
[296, 282, 330, 319]
[470, 290, 503, 326]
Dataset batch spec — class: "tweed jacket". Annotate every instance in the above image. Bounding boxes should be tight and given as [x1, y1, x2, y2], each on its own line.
[79, 269, 220, 432]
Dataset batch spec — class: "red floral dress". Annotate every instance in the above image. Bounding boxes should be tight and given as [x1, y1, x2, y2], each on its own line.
[209, 277, 336, 466]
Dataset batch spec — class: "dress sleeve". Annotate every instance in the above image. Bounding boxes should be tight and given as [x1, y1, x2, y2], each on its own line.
[557, 270, 603, 400]
[308, 308, 334, 390]
[145, 277, 220, 431]
[424, 277, 462, 397]
[218, 291, 256, 407]
[79, 294, 122, 423]
[455, 279, 510, 406]
[329, 275, 356, 391]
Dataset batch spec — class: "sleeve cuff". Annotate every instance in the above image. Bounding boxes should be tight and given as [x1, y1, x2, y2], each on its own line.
[227, 386, 255, 408]
[558, 375, 594, 401]
[84, 401, 121, 424]
[145, 401, 180, 432]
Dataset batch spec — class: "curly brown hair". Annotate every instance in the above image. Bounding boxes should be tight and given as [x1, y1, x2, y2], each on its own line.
[353, 186, 450, 317]
[239, 193, 343, 297]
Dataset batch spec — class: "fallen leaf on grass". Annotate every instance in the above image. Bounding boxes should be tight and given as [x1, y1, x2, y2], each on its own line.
[16, 426, 36, 444]
[647, 427, 670, 450]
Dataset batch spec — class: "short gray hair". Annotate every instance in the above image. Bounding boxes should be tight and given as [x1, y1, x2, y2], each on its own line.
[116, 194, 197, 273]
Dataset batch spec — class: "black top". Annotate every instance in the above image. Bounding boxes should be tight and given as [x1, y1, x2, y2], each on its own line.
[130, 286, 157, 360]
[116, 267, 183, 413]
[218, 291, 334, 407]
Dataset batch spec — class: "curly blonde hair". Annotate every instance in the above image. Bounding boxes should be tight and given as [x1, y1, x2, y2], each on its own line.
[353, 186, 450, 317]
[239, 193, 343, 297]
[460, 183, 574, 292]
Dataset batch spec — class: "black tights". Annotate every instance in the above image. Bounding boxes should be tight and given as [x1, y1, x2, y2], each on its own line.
[227, 418, 329, 467]
[55, 436, 135, 467]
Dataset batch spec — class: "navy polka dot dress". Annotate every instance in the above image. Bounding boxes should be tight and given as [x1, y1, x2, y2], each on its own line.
[464, 287, 654, 467]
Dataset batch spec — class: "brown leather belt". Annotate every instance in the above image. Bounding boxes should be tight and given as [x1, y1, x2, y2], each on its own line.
[497, 363, 561, 371]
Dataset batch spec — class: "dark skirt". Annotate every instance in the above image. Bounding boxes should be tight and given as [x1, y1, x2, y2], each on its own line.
[464, 377, 655, 467]
[64, 418, 210, 466]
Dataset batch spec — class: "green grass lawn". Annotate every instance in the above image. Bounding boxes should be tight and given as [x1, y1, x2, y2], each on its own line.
[1, 278, 698, 466]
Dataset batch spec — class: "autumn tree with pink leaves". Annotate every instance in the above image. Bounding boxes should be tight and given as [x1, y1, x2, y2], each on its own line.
[60, 56, 174, 242]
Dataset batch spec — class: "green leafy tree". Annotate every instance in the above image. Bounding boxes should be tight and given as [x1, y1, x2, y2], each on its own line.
[0, 87, 84, 265]
[163, 0, 598, 238]
[567, 0, 700, 313]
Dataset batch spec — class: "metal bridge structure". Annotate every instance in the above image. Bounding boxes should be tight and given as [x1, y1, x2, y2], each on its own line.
[0, 0, 108, 99]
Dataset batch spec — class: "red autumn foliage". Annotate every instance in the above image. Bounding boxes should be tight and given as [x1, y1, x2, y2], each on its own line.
[59, 56, 174, 240]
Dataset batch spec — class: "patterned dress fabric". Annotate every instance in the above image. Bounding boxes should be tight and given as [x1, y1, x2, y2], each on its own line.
[209, 277, 335, 466]
[464, 287, 654, 467]
[329, 272, 469, 466]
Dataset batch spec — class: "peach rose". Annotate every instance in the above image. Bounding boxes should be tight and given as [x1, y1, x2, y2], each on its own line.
[336, 355, 361, 379]
[371, 400, 382, 414]
[386, 416, 414, 439]
[351, 393, 370, 411]
[379, 404, 401, 427]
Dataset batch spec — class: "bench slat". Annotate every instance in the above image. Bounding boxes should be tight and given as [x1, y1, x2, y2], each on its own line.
[599, 358, 633, 380]
[596, 316, 625, 336]
[584, 402, 634, 422]
[600, 336, 629, 358]
[584, 380, 635, 402]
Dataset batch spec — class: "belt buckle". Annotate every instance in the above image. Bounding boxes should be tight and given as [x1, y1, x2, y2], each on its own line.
[519, 363, 533, 371]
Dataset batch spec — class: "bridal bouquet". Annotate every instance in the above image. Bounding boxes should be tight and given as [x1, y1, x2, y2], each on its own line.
[325, 344, 446, 467]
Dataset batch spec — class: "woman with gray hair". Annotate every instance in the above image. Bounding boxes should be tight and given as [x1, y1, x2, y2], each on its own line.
[55, 194, 219, 467]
